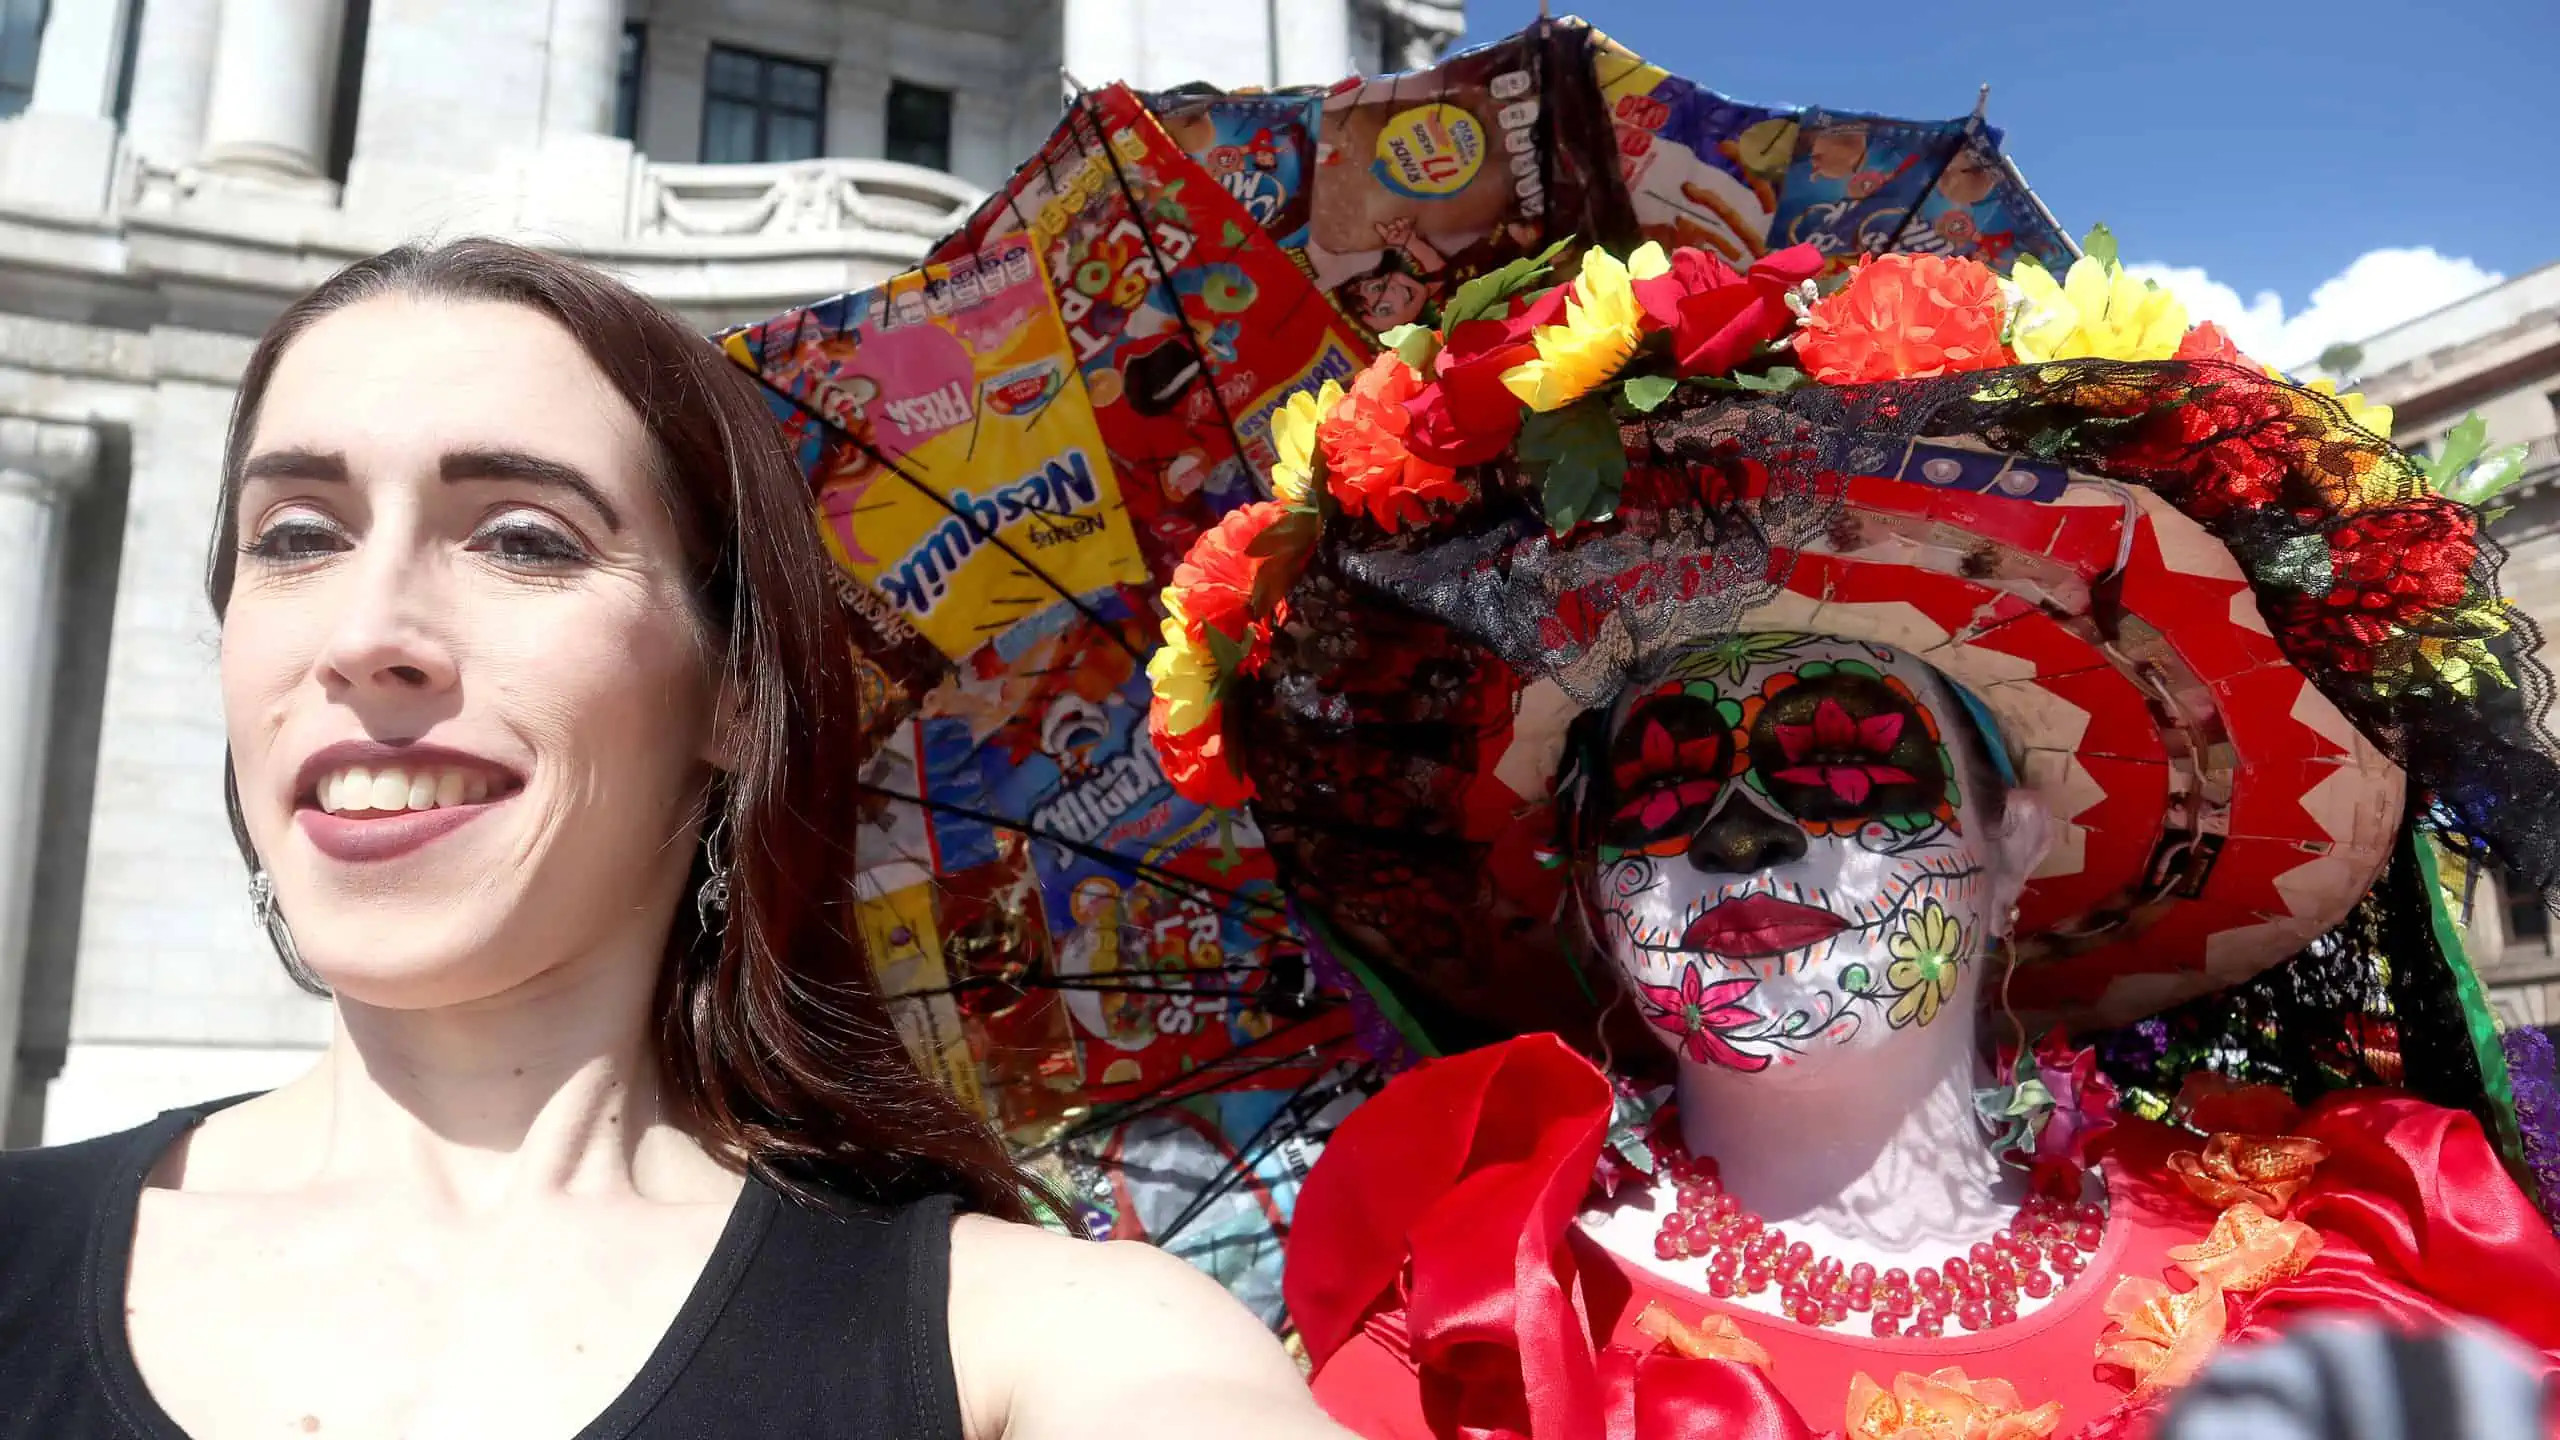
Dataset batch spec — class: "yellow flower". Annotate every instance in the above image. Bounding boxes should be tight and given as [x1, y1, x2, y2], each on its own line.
[2006, 255, 2188, 363]
[1501, 244, 1668, 412]
[2298, 375, 2394, 440]
[1144, 594, 1219, 735]
[1883, 898, 1966, 1029]
[1268, 379, 1344, 504]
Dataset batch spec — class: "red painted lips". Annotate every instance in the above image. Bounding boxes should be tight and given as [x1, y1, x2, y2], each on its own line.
[1681, 895, 1848, 959]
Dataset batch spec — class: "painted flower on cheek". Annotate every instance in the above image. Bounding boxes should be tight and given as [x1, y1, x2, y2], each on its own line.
[1884, 899, 1965, 1029]
[1639, 962, 1772, 1072]
[1772, 698, 1913, 805]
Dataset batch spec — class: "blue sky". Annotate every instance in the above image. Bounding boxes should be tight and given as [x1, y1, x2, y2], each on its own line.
[1464, 1, 2558, 364]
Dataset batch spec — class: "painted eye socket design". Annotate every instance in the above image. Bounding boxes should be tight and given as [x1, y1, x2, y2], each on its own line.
[1745, 672, 1949, 829]
[1602, 690, 1736, 851]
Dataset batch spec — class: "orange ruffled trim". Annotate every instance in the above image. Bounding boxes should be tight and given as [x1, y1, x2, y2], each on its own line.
[2100, 1135, 2331, 1393]
[2167, 1202, 2323, 1294]
[2165, 1132, 2330, 1215]
[1632, 1304, 1774, 1370]
[1843, 1367, 2065, 1440]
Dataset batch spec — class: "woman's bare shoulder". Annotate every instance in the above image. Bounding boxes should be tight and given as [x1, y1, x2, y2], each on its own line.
[945, 1214, 1351, 1440]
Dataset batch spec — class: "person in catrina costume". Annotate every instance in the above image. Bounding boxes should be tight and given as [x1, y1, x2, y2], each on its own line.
[1141, 233, 2560, 1438]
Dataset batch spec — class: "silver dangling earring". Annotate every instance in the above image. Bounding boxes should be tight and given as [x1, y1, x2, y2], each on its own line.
[249, 866, 330, 996]
[695, 811, 732, 933]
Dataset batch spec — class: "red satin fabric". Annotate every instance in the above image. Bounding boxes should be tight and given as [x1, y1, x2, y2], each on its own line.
[1287, 1035, 2560, 1440]
[2231, 1092, 2560, 1365]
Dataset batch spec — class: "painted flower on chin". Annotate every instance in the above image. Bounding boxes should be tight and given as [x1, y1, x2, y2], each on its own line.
[1639, 963, 1771, 1072]
[1883, 899, 1965, 1029]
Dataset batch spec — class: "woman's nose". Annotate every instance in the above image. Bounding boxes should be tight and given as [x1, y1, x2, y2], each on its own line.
[1687, 797, 1809, 875]
[314, 552, 458, 696]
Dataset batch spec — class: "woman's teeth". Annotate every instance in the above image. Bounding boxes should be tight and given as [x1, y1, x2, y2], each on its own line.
[315, 766, 494, 815]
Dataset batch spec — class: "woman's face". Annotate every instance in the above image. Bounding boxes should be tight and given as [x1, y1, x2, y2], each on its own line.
[1578, 633, 2047, 1079]
[222, 296, 720, 1009]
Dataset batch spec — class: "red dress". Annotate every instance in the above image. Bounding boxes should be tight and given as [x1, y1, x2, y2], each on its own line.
[1286, 1034, 2560, 1439]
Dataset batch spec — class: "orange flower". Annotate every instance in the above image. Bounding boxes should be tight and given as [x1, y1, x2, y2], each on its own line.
[2097, 1274, 2227, 1392]
[2166, 1132, 2329, 1217]
[1166, 501, 1289, 648]
[1318, 352, 1466, 532]
[2175, 320, 2254, 369]
[1145, 502, 1298, 809]
[1844, 1367, 2063, 1440]
[2167, 1202, 2322, 1294]
[1794, 253, 2011, 385]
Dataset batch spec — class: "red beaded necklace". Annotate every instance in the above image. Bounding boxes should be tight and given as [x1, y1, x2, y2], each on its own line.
[1649, 1140, 2109, 1336]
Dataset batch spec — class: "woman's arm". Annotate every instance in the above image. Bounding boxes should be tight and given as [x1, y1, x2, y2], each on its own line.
[948, 1214, 1355, 1440]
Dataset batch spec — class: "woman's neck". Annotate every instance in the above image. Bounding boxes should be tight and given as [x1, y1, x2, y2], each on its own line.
[1674, 1012, 2022, 1261]
[193, 934, 736, 1212]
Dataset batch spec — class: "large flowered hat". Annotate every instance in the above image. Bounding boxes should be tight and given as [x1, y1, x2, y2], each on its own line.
[1144, 234, 2560, 1048]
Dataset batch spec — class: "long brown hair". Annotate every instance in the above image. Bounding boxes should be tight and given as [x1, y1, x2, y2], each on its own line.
[207, 238, 1039, 1221]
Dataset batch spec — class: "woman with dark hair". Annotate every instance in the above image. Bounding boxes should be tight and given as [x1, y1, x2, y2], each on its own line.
[0, 239, 1346, 1440]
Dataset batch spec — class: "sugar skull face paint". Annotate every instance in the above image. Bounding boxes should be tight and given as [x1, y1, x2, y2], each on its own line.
[1575, 633, 2038, 1074]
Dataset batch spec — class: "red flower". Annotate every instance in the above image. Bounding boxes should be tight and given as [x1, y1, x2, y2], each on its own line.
[2295, 500, 2481, 657]
[1792, 252, 2010, 385]
[1637, 963, 1771, 1072]
[1320, 352, 1467, 531]
[2175, 320, 2253, 370]
[1405, 301, 1548, 467]
[1149, 703, 1255, 809]
[2108, 381, 2298, 520]
[1631, 243, 1824, 378]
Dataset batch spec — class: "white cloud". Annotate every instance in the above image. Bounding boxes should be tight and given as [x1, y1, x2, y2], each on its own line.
[2125, 248, 2504, 372]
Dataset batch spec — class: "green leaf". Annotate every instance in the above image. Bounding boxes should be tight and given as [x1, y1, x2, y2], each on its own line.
[1381, 322, 1439, 376]
[1246, 509, 1321, 613]
[1730, 365, 1810, 393]
[2423, 413, 2490, 490]
[1203, 623, 1248, 689]
[1620, 373, 1678, 413]
[1222, 219, 1248, 248]
[1517, 397, 1626, 532]
[2081, 222, 2119, 269]
[1440, 236, 1575, 329]
[2444, 443, 2533, 507]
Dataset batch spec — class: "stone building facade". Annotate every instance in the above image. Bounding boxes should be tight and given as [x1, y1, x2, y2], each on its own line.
[2350, 262, 2560, 1034]
[0, 0, 1462, 1147]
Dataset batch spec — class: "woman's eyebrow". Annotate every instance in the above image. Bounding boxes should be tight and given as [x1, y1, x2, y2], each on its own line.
[240, 448, 348, 482]
[439, 447, 625, 532]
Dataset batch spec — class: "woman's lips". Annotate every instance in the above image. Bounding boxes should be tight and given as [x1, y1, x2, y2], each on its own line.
[296, 800, 500, 863]
[1681, 895, 1848, 958]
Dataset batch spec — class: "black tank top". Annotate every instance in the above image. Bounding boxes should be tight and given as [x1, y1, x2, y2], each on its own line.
[0, 1099, 964, 1439]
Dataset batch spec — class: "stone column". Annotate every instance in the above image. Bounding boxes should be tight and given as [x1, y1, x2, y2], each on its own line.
[541, 0, 625, 138]
[1061, 0, 1143, 88]
[122, 0, 224, 167]
[0, 419, 98, 1133]
[199, 0, 350, 180]
[516, 0, 635, 244]
[0, 0, 134, 212]
[1273, 0, 1353, 88]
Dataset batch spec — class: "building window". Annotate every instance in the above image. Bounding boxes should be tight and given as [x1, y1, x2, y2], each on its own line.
[2508, 881, 2551, 947]
[0, 0, 45, 120]
[884, 80, 951, 172]
[701, 44, 824, 164]
[613, 22, 645, 142]
[323, 0, 370, 184]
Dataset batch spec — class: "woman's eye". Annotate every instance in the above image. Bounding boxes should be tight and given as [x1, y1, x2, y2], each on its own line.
[471, 516, 588, 567]
[243, 516, 348, 561]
